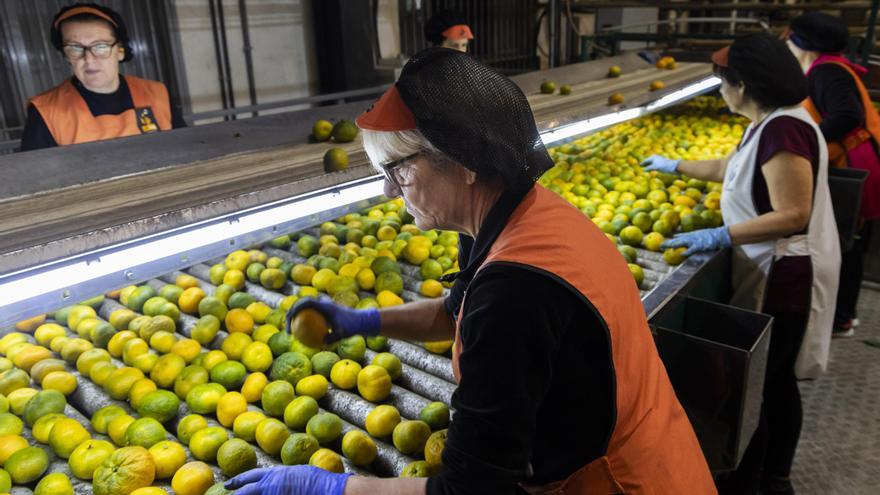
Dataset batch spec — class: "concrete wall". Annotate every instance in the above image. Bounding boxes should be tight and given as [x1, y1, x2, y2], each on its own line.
[172, 0, 318, 121]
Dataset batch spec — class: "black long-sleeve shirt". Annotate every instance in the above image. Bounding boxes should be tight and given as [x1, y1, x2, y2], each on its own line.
[807, 63, 865, 142]
[19, 75, 186, 152]
[429, 190, 615, 494]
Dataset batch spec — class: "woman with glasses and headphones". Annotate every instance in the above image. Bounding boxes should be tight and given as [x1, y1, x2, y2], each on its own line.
[20, 3, 185, 151]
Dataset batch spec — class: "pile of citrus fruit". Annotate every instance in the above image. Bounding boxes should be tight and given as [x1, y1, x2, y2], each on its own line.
[541, 96, 747, 286]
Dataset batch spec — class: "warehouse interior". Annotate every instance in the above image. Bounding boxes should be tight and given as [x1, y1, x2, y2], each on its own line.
[1, 1, 879, 494]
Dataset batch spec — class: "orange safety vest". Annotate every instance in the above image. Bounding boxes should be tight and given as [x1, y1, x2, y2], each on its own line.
[29, 75, 172, 146]
[803, 60, 880, 168]
[452, 185, 717, 495]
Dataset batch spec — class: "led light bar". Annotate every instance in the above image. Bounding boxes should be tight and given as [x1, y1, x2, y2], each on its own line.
[0, 175, 386, 327]
[541, 76, 721, 146]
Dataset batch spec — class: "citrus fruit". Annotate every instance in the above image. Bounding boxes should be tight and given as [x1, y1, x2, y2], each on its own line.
[137, 390, 180, 424]
[170, 338, 201, 364]
[295, 374, 328, 400]
[149, 354, 186, 389]
[419, 402, 450, 430]
[270, 351, 312, 386]
[424, 429, 447, 465]
[420, 280, 444, 298]
[323, 148, 349, 172]
[7, 387, 37, 415]
[217, 438, 257, 476]
[124, 417, 166, 449]
[306, 412, 342, 444]
[210, 360, 247, 391]
[68, 304, 97, 331]
[393, 420, 431, 455]
[12, 344, 51, 372]
[241, 371, 268, 403]
[34, 323, 66, 346]
[69, 439, 115, 480]
[76, 347, 111, 377]
[177, 414, 208, 445]
[225, 308, 254, 334]
[341, 430, 377, 466]
[149, 331, 178, 354]
[127, 286, 158, 312]
[281, 432, 320, 465]
[375, 271, 403, 295]
[371, 352, 402, 380]
[228, 292, 256, 310]
[93, 446, 156, 495]
[171, 461, 214, 495]
[259, 268, 286, 290]
[329, 359, 361, 390]
[91, 405, 127, 434]
[121, 338, 149, 364]
[131, 353, 159, 374]
[104, 366, 145, 400]
[192, 315, 221, 345]
[376, 290, 404, 307]
[204, 482, 233, 495]
[32, 413, 64, 443]
[364, 405, 400, 438]
[663, 246, 687, 265]
[357, 365, 392, 402]
[23, 388, 66, 426]
[424, 340, 453, 354]
[107, 415, 135, 446]
[337, 335, 366, 362]
[186, 383, 227, 414]
[232, 410, 266, 442]
[148, 440, 187, 479]
[290, 338, 321, 359]
[4, 446, 48, 484]
[245, 302, 272, 324]
[255, 417, 289, 455]
[290, 308, 329, 348]
[209, 264, 229, 285]
[643, 232, 665, 251]
[188, 426, 228, 462]
[282, 395, 319, 430]
[34, 471, 74, 495]
[400, 460, 438, 477]
[0, 435, 28, 464]
[239, 341, 272, 373]
[107, 330, 136, 358]
[309, 448, 344, 473]
[198, 297, 228, 322]
[267, 331, 293, 357]
[331, 119, 358, 142]
[174, 365, 209, 400]
[216, 391, 248, 428]
[261, 380, 296, 417]
[132, 488, 170, 495]
[312, 119, 333, 141]
[253, 323, 280, 343]
[50, 417, 91, 458]
[311, 351, 341, 379]
[159, 284, 184, 305]
[200, 350, 228, 372]
[629, 263, 645, 287]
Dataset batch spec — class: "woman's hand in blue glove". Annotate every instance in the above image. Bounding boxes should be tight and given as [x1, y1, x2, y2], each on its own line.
[641, 154, 680, 174]
[661, 226, 732, 256]
[286, 296, 381, 343]
[226, 466, 351, 495]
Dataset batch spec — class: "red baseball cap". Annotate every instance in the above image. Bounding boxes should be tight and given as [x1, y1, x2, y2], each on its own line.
[355, 85, 417, 131]
[442, 24, 474, 40]
[711, 45, 730, 67]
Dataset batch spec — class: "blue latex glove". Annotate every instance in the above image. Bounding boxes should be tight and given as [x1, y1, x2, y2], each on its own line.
[286, 296, 381, 343]
[661, 226, 732, 256]
[641, 154, 680, 174]
[226, 466, 350, 495]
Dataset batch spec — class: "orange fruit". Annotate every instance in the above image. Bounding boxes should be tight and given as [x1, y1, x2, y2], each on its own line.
[178, 287, 206, 315]
[291, 308, 329, 347]
[225, 308, 254, 334]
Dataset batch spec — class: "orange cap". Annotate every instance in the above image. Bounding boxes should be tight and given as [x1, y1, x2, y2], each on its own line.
[53, 6, 118, 29]
[711, 45, 730, 67]
[442, 24, 474, 40]
[355, 85, 417, 131]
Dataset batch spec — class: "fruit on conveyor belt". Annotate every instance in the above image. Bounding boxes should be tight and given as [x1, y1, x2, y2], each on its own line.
[2, 96, 746, 493]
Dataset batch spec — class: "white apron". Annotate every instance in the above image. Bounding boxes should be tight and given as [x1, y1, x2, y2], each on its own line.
[720, 105, 840, 380]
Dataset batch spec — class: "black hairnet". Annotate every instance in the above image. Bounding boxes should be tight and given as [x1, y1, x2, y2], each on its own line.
[51, 3, 133, 63]
[719, 33, 807, 108]
[396, 48, 552, 194]
[424, 10, 468, 45]
[789, 12, 849, 54]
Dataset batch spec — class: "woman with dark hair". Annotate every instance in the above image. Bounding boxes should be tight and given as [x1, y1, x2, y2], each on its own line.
[424, 10, 473, 53]
[644, 33, 840, 494]
[785, 12, 880, 337]
[20, 3, 185, 151]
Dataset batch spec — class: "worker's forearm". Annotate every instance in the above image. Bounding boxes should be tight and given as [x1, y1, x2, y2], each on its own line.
[379, 297, 455, 342]
[677, 158, 726, 182]
[728, 208, 811, 245]
[345, 475, 428, 495]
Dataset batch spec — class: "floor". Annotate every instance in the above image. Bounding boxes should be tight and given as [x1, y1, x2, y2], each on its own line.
[792, 281, 880, 494]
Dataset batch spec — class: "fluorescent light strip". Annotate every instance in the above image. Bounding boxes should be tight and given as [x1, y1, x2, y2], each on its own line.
[540, 76, 722, 146]
[0, 178, 385, 308]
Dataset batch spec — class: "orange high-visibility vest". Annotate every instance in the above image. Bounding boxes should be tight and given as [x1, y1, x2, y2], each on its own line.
[29, 75, 172, 146]
[803, 61, 880, 168]
[452, 185, 717, 494]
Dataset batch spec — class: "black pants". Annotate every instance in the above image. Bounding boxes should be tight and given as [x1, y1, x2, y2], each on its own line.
[718, 258, 812, 494]
[834, 222, 873, 325]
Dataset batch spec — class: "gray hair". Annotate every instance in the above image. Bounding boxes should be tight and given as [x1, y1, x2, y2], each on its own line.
[361, 128, 440, 173]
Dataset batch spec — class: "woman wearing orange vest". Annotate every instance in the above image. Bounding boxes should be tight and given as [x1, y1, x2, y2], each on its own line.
[226, 48, 715, 495]
[19, 3, 185, 151]
[785, 12, 880, 337]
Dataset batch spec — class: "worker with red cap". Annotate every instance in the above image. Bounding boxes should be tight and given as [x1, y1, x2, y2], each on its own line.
[19, 2, 185, 151]
[227, 47, 716, 495]
[784, 12, 880, 338]
[424, 10, 474, 53]
[644, 33, 841, 494]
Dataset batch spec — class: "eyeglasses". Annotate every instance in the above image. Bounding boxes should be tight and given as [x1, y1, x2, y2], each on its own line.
[378, 151, 425, 189]
[62, 41, 118, 60]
